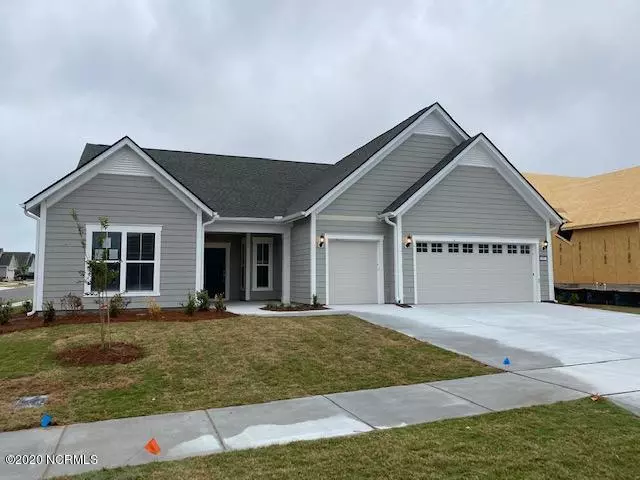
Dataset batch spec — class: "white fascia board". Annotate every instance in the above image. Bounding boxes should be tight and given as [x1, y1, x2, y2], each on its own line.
[23, 137, 213, 218]
[309, 106, 470, 215]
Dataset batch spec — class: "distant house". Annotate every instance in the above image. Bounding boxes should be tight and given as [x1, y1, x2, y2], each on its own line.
[0, 252, 35, 281]
[526, 167, 640, 299]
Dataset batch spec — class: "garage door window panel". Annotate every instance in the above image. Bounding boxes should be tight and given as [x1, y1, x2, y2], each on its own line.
[492, 244, 503, 254]
[431, 243, 443, 253]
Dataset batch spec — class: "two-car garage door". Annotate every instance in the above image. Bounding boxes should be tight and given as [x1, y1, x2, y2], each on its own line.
[415, 242, 535, 303]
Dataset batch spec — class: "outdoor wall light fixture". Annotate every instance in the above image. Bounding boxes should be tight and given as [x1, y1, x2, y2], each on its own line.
[318, 234, 326, 248]
[541, 240, 549, 250]
[404, 234, 413, 248]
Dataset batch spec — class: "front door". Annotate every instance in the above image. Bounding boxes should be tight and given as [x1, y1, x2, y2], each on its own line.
[204, 248, 226, 298]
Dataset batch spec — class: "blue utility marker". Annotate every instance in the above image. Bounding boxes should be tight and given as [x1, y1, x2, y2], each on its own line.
[41, 414, 52, 427]
[502, 357, 511, 366]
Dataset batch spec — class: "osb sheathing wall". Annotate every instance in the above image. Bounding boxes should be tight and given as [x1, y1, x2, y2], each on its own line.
[553, 222, 640, 285]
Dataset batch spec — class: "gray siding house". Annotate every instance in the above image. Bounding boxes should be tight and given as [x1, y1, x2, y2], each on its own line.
[21, 103, 562, 311]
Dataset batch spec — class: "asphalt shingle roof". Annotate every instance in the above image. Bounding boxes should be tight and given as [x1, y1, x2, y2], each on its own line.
[284, 104, 437, 215]
[66, 103, 476, 219]
[0, 252, 33, 267]
[78, 145, 331, 218]
[382, 135, 480, 214]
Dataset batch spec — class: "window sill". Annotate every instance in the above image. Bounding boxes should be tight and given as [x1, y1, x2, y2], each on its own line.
[253, 287, 273, 292]
[84, 291, 161, 298]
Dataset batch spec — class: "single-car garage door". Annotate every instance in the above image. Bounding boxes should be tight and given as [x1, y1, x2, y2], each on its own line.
[328, 239, 380, 304]
[415, 241, 535, 303]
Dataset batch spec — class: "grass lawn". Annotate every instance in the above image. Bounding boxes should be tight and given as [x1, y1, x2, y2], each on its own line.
[577, 304, 640, 315]
[0, 315, 496, 431]
[61, 399, 640, 480]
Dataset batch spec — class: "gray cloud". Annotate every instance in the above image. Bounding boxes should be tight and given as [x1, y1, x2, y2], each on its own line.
[1, 0, 639, 250]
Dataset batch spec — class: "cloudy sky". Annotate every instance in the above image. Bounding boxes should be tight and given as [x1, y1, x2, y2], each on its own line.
[1, 0, 638, 252]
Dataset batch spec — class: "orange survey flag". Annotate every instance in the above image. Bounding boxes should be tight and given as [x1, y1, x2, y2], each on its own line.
[144, 438, 161, 455]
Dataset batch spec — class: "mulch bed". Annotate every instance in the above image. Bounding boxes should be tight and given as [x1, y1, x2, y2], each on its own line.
[0, 309, 237, 336]
[55, 342, 144, 366]
[261, 304, 329, 312]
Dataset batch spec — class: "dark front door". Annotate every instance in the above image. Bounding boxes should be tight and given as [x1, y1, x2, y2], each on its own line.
[204, 248, 226, 298]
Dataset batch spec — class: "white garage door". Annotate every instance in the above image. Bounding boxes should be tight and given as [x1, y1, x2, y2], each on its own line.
[415, 242, 534, 303]
[328, 240, 379, 304]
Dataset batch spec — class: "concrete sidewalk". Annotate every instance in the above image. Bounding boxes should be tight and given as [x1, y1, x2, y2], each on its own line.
[1, 372, 586, 479]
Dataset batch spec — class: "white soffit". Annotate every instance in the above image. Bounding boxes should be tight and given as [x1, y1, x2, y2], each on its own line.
[99, 145, 152, 176]
[458, 142, 494, 168]
[413, 110, 459, 137]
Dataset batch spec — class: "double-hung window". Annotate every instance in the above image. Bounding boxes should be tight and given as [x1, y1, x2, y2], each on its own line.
[86, 224, 161, 296]
[252, 237, 273, 291]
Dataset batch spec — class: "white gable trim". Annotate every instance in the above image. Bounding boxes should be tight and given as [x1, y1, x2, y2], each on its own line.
[389, 135, 563, 225]
[22, 137, 214, 218]
[309, 105, 469, 215]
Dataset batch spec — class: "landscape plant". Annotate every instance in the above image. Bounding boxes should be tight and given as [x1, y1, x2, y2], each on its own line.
[60, 292, 84, 316]
[196, 289, 210, 311]
[0, 300, 11, 325]
[21, 299, 32, 314]
[146, 297, 162, 319]
[71, 210, 119, 349]
[109, 293, 130, 318]
[213, 293, 226, 312]
[182, 292, 197, 316]
[43, 301, 56, 324]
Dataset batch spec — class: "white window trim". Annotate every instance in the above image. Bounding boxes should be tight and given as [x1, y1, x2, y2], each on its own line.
[252, 236, 273, 291]
[323, 233, 385, 305]
[84, 224, 162, 297]
[411, 235, 541, 304]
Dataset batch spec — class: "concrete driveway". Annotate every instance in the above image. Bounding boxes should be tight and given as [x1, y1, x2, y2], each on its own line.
[345, 302, 640, 411]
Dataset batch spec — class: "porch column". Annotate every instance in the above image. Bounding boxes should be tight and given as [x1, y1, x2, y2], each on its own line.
[282, 228, 291, 304]
[244, 233, 251, 300]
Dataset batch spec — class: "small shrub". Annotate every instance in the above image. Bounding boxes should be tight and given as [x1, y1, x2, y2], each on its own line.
[60, 293, 84, 316]
[568, 293, 579, 305]
[182, 292, 197, 316]
[213, 293, 226, 312]
[312, 294, 320, 309]
[109, 294, 130, 318]
[43, 301, 56, 324]
[146, 297, 161, 320]
[0, 300, 11, 325]
[21, 299, 33, 314]
[196, 289, 210, 311]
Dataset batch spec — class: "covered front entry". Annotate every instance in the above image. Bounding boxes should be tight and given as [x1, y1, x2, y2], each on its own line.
[414, 240, 537, 304]
[203, 230, 287, 302]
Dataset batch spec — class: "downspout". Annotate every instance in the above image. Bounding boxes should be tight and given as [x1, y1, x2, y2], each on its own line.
[383, 215, 399, 303]
[199, 212, 219, 290]
[22, 207, 39, 316]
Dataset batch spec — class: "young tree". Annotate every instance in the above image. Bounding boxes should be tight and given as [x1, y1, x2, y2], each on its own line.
[71, 209, 119, 349]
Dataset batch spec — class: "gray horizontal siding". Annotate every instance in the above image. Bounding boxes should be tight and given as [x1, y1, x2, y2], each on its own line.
[402, 165, 549, 302]
[290, 217, 310, 304]
[43, 173, 197, 310]
[323, 134, 456, 216]
[315, 218, 394, 304]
